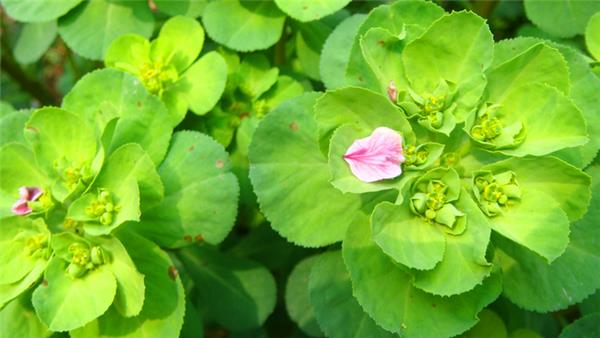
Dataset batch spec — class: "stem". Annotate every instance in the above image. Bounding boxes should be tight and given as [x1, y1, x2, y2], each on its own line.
[274, 19, 287, 67]
[1, 35, 56, 105]
[472, 0, 499, 19]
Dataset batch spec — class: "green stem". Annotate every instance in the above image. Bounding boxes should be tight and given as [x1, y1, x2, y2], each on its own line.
[274, 19, 287, 67]
[1, 36, 56, 105]
[472, 0, 499, 19]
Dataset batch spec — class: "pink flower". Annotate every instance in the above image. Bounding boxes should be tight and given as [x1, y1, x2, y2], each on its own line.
[343, 127, 405, 183]
[12, 187, 43, 215]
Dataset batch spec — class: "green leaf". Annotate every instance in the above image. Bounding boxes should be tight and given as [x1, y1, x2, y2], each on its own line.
[523, 0, 600, 38]
[295, 12, 349, 81]
[134, 131, 238, 248]
[68, 154, 141, 236]
[371, 201, 446, 271]
[314, 87, 414, 147]
[358, 27, 408, 97]
[25, 107, 98, 181]
[491, 189, 569, 262]
[495, 165, 600, 312]
[558, 314, 600, 338]
[0, 109, 29, 147]
[0, 143, 48, 217]
[475, 84, 587, 157]
[249, 93, 362, 247]
[482, 156, 591, 222]
[70, 230, 186, 338]
[0, 219, 50, 308]
[553, 44, 600, 168]
[261, 75, 305, 112]
[285, 255, 324, 338]
[274, 0, 350, 22]
[94, 144, 163, 211]
[459, 310, 507, 338]
[237, 54, 279, 100]
[32, 258, 117, 331]
[62, 69, 174, 162]
[14, 21, 57, 65]
[155, 0, 207, 17]
[345, 0, 444, 91]
[202, 0, 285, 52]
[0, 294, 51, 338]
[1, 0, 82, 22]
[0, 218, 49, 285]
[308, 251, 397, 338]
[93, 235, 145, 318]
[104, 34, 151, 74]
[402, 11, 493, 121]
[580, 289, 600, 315]
[58, 0, 154, 60]
[178, 51, 228, 116]
[151, 16, 205, 74]
[412, 190, 492, 296]
[486, 42, 570, 103]
[586, 12, 600, 60]
[180, 300, 204, 338]
[320, 14, 366, 90]
[342, 214, 502, 336]
[179, 245, 276, 331]
[509, 330, 544, 338]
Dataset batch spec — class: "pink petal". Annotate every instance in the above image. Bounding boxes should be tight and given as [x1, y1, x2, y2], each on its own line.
[12, 187, 43, 216]
[343, 127, 405, 182]
[11, 198, 32, 215]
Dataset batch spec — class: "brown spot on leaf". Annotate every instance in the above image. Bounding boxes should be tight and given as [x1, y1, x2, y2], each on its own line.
[377, 40, 385, 46]
[42, 279, 48, 287]
[215, 160, 224, 168]
[432, 303, 437, 308]
[183, 235, 192, 241]
[358, 75, 364, 82]
[289, 122, 299, 131]
[26, 126, 39, 133]
[137, 101, 143, 108]
[188, 145, 195, 152]
[303, 5, 308, 9]
[195, 235, 204, 242]
[168, 266, 178, 281]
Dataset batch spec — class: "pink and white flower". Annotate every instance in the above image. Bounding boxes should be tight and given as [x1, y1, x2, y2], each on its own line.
[11, 187, 43, 215]
[343, 127, 405, 183]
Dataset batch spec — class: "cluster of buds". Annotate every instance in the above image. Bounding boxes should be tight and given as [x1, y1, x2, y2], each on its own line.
[85, 189, 120, 226]
[470, 113, 503, 142]
[24, 233, 50, 259]
[410, 179, 464, 229]
[473, 171, 521, 217]
[139, 61, 178, 96]
[66, 243, 107, 279]
[54, 157, 93, 191]
[403, 144, 429, 167]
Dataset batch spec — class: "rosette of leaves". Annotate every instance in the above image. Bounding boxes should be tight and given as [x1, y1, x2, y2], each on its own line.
[0, 0, 155, 60]
[198, 51, 305, 148]
[249, 2, 595, 337]
[0, 68, 239, 336]
[105, 15, 228, 126]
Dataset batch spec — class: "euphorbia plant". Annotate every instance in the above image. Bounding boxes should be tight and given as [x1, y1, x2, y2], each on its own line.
[249, 1, 596, 337]
[0, 68, 239, 336]
[105, 15, 228, 125]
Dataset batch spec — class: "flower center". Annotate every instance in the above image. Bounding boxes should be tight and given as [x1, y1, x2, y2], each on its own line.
[473, 171, 521, 217]
[139, 61, 178, 96]
[85, 189, 120, 226]
[66, 243, 107, 278]
[410, 180, 464, 228]
[470, 113, 503, 142]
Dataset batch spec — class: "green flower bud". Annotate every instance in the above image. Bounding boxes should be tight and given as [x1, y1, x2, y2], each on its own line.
[99, 212, 113, 225]
[67, 263, 86, 279]
[90, 246, 105, 265]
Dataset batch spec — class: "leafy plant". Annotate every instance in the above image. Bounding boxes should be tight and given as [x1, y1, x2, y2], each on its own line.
[2, 0, 600, 337]
[0, 69, 238, 335]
